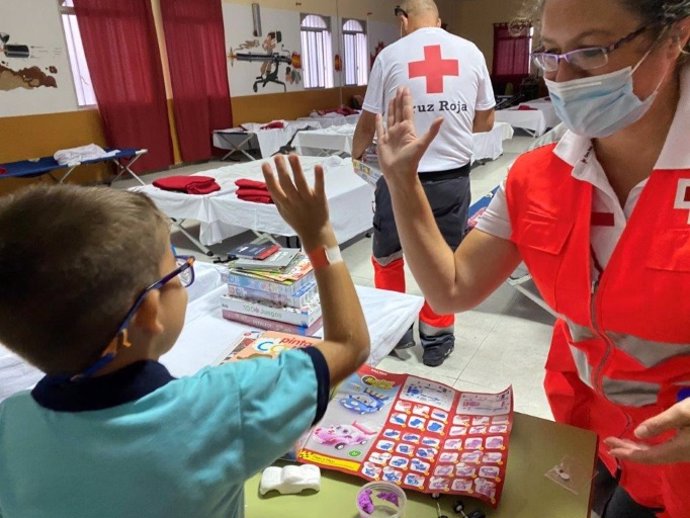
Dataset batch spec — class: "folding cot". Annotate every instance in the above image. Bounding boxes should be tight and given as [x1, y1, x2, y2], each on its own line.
[212, 121, 315, 160]
[0, 148, 148, 185]
[131, 156, 373, 256]
[495, 97, 560, 137]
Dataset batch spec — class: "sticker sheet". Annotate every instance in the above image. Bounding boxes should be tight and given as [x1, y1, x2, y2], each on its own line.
[297, 365, 514, 506]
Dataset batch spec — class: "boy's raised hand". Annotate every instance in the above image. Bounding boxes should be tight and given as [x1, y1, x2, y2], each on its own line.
[261, 154, 331, 248]
[262, 153, 370, 386]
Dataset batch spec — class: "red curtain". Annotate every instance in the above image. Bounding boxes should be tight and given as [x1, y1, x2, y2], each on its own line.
[73, 0, 173, 172]
[160, 0, 233, 162]
[492, 22, 531, 89]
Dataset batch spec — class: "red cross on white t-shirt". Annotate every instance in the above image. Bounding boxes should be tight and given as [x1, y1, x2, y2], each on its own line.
[408, 45, 459, 94]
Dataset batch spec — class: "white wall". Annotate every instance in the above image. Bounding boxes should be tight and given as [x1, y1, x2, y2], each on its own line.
[0, 0, 78, 117]
[222, 2, 399, 96]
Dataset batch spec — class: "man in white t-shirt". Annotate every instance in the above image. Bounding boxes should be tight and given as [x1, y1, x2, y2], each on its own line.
[352, 0, 495, 367]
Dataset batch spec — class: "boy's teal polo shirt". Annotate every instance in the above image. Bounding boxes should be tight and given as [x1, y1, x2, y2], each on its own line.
[0, 347, 329, 518]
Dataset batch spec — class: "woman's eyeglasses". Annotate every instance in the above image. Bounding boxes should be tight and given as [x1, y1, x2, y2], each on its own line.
[531, 26, 647, 73]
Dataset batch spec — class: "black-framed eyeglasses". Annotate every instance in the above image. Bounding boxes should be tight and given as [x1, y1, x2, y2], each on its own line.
[394, 5, 407, 18]
[531, 26, 648, 73]
[75, 254, 196, 379]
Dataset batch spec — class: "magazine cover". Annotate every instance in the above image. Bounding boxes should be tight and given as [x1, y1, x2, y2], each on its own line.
[216, 330, 319, 364]
[227, 241, 280, 260]
[352, 158, 383, 186]
[296, 365, 514, 506]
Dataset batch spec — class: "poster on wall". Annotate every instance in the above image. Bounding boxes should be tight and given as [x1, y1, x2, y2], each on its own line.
[223, 3, 304, 96]
[0, 0, 78, 116]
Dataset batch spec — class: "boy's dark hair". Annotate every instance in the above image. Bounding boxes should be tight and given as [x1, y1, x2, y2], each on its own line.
[0, 185, 169, 375]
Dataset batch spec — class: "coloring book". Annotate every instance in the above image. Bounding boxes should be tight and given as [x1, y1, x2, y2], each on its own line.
[215, 330, 318, 363]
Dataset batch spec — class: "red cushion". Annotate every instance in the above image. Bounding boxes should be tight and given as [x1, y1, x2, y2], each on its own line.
[236, 187, 273, 199]
[237, 194, 273, 204]
[153, 175, 221, 195]
[517, 105, 537, 110]
[235, 178, 267, 190]
[260, 121, 285, 130]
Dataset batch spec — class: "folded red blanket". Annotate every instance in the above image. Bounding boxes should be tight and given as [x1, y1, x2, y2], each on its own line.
[235, 178, 268, 190]
[318, 105, 359, 116]
[237, 194, 273, 204]
[260, 120, 285, 130]
[153, 175, 220, 195]
[236, 187, 273, 198]
[517, 105, 538, 110]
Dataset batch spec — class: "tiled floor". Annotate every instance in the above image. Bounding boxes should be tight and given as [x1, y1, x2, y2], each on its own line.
[116, 134, 556, 420]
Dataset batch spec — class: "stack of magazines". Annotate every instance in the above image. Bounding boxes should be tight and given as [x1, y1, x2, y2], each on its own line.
[221, 243, 322, 335]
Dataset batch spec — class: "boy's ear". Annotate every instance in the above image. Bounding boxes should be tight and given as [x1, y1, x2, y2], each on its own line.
[669, 18, 690, 51]
[131, 290, 164, 336]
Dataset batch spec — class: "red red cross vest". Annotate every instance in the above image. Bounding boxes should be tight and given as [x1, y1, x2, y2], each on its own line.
[506, 144, 690, 516]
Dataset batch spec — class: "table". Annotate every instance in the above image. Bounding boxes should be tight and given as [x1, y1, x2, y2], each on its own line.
[472, 122, 514, 162]
[245, 413, 597, 518]
[293, 124, 357, 156]
[0, 262, 424, 400]
[131, 156, 373, 252]
[495, 98, 559, 137]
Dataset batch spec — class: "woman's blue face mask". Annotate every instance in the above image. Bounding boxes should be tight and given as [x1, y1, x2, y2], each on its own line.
[545, 43, 664, 138]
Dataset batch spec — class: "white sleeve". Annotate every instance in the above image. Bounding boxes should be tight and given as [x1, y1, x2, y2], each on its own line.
[474, 180, 512, 240]
[362, 55, 385, 115]
[474, 53, 496, 111]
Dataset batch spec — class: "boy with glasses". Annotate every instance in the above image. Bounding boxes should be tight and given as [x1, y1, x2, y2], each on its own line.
[0, 155, 370, 518]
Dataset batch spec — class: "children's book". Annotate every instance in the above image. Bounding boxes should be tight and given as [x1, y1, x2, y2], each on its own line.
[352, 158, 383, 187]
[228, 255, 313, 285]
[295, 365, 514, 507]
[221, 310, 322, 336]
[228, 241, 280, 260]
[224, 267, 315, 296]
[226, 278, 317, 308]
[220, 293, 321, 327]
[230, 248, 301, 270]
[215, 330, 319, 364]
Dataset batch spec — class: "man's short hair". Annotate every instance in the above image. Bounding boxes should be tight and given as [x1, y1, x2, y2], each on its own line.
[0, 185, 169, 375]
[400, 0, 439, 19]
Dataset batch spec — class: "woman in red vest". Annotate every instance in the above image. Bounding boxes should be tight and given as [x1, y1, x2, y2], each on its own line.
[374, 0, 690, 516]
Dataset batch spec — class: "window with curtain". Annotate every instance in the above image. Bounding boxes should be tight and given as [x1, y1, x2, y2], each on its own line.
[342, 19, 368, 86]
[492, 22, 532, 78]
[160, 0, 233, 163]
[58, 0, 96, 106]
[300, 14, 334, 89]
[73, 0, 173, 172]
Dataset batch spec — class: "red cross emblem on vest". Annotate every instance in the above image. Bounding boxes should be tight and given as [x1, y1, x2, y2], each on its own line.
[674, 179, 690, 224]
[408, 45, 459, 94]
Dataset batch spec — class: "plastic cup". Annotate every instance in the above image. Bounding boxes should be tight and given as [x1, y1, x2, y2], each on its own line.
[356, 481, 407, 518]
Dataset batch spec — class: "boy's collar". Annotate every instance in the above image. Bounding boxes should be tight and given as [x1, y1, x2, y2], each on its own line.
[32, 360, 175, 412]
